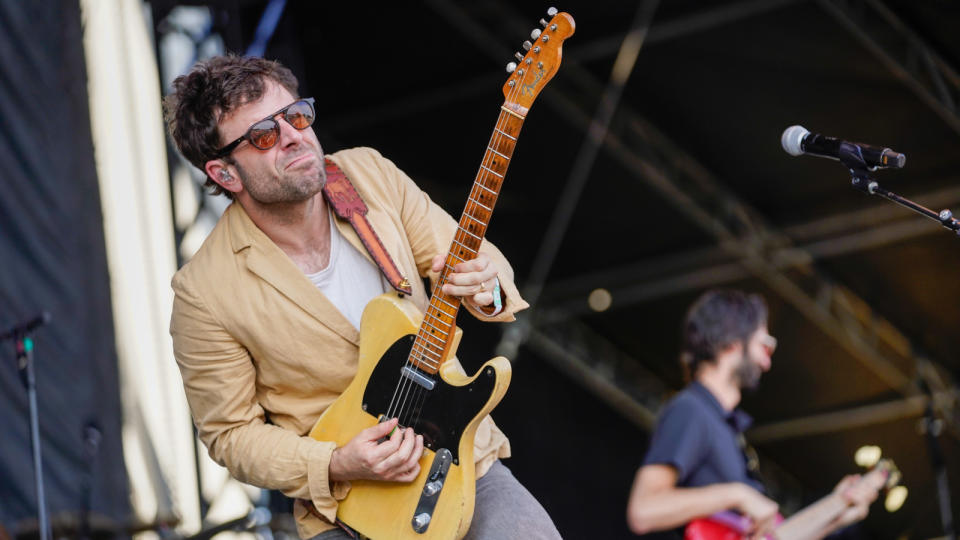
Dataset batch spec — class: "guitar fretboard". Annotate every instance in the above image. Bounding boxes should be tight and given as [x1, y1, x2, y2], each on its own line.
[408, 108, 525, 374]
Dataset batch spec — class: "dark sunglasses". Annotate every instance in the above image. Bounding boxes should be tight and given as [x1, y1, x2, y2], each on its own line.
[214, 97, 316, 158]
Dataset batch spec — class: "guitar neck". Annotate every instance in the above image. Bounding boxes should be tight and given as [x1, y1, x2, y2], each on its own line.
[775, 464, 888, 540]
[774, 493, 847, 540]
[407, 106, 526, 374]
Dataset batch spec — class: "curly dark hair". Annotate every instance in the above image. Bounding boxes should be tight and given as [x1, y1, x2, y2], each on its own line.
[680, 289, 767, 381]
[162, 54, 299, 198]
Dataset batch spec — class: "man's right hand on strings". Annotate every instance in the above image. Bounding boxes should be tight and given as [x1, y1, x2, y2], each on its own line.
[734, 484, 780, 539]
[328, 417, 424, 482]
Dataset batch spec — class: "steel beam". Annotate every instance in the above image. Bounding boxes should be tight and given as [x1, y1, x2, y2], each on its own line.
[816, 0, 960, 136]
[527, 325, 661, 431]
[538, 213, 945, 320]
[511, 68, 919, 393]
[521, 0, 659, 317]
[425, 0, 960, 431]
[748, 395, 928, 443]
[574, 0, 804, 63]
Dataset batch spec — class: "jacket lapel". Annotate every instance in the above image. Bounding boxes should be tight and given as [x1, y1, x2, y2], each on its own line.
[226, 203, 360, 346]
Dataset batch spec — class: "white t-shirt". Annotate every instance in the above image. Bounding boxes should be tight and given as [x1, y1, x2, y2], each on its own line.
[305, 212, 390, 330]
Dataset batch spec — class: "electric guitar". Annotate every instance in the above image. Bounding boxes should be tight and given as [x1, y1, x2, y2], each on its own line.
[309, 9, 574, 539]
[685, 458, 901, 540]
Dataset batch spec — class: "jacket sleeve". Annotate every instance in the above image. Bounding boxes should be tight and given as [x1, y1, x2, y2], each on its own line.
[368, 148, 529, 322]
[170, 270, 349, 523]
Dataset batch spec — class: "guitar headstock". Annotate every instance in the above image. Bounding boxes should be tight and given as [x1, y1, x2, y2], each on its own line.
[502, 7, 575, 114]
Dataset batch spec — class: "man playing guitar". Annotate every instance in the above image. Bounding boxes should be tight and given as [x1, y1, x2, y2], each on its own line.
[626, 290, 882, 538]
[164, 55, 560, 539]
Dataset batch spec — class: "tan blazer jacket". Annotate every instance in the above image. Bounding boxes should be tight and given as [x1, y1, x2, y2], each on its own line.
[170, 147, 528, 538]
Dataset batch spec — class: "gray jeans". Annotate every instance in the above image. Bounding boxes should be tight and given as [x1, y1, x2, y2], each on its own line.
[311, 460, 561, 540]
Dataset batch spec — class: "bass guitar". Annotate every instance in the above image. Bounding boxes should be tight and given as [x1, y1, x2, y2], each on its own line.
[309, 8, 574, 540]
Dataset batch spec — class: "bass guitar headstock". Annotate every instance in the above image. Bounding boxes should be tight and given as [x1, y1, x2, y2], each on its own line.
[502, 7, 575, 114]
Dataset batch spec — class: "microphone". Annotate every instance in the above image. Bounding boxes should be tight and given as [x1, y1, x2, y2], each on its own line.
[0, 312, 52, 341]
[781, 125, 905, 170]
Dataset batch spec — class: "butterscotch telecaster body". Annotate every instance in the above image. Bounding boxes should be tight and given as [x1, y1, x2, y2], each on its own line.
[309, 294, 511, 539]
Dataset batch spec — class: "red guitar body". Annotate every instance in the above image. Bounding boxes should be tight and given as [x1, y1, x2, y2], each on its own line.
[685, 511, 783, 540]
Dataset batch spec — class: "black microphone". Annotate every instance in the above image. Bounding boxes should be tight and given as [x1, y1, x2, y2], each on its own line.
[781, 125, 906, 170]
[0, 312, 52, 341]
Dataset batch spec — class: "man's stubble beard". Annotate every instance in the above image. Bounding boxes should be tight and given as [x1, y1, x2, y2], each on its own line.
[235, 159, 326, 205]
[734, 351, 763, 392]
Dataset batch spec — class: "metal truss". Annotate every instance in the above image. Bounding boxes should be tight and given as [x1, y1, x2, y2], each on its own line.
[538, 184, 960, 320]
[574, 0, 805, 63]
[529, 320, 664, 431]
[424, 0, 960, 440]
[816, 0, 960, 136]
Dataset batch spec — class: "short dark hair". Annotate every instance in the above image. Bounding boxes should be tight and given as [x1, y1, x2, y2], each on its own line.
[162, 54, 299, 198]
[680, 289, 767, 381]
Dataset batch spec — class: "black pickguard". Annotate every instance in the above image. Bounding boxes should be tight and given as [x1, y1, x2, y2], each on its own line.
[361, 334, 497, 464]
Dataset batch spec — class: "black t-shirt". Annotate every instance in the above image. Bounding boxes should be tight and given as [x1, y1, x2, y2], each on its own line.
[643, 382, 765, 493]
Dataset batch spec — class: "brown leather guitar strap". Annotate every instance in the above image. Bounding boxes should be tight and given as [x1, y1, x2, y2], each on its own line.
[322, 158, 412, 296]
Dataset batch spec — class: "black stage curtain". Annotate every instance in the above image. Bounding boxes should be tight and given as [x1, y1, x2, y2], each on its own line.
[0, 0, 131, 535]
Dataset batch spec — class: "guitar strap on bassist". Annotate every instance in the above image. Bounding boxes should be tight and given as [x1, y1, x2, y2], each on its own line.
[322, 158, 413, 297]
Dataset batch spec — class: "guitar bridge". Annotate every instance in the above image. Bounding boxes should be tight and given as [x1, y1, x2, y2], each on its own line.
[411, 448, 453, 534]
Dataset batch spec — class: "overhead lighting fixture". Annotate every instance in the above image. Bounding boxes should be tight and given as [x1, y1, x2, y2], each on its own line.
[588, 288, 612, 312]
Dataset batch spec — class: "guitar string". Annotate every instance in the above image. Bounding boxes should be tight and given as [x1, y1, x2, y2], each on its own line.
[405, 109, 517, 431]
[388, 128, 501, 429]
[386, 70, 526, 438]
[395, 78, 523, 431]
[403, 83, 522, 432]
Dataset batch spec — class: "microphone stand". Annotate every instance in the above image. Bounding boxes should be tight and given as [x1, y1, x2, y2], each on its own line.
[1, 314, 52, 540]
[80, 422, 102, 540]
[839, 144, 960, 234]
[915, 359, 957, 540]
[920, 399, 956, 540]
[836, 147, 956, 536]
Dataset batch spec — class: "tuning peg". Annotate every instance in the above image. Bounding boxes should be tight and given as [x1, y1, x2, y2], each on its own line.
[514, 52, 523, 62]
[540, 18, 548, 27]
[506, 62, 517, 73]
[547, 7, 558, 16]
[530, 28, 541, 39]
[522, 40, 532, 51]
